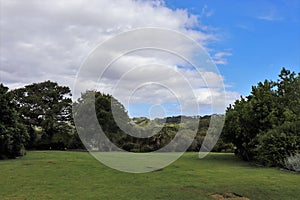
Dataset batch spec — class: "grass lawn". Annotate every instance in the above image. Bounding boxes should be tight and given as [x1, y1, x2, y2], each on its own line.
[0, 151, 299, 200]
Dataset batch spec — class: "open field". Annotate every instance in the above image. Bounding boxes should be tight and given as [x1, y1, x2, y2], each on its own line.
[0, 151, 299, 200]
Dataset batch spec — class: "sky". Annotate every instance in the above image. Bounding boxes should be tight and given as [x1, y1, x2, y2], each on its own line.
[165, 0, 300, 96]
[1, 0, 299, 118]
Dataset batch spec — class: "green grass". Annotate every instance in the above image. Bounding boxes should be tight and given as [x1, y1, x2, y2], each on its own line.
[0, 151, 299, 200]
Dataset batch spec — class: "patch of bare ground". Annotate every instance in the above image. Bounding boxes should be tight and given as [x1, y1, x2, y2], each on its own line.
[210, 192, 250, 200]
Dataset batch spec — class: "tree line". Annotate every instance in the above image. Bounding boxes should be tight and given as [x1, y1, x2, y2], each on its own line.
[1, 68, 299, 170]
[0, 80, 230, 158]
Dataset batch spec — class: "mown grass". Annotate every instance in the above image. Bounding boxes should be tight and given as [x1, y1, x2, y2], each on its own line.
[0, 151, 299, 199]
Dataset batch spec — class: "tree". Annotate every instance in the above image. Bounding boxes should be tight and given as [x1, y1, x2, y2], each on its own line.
[222, 68, 300, 167]
[10, 81, 73, 149]
[255, 69, 300, 166]
[222, 97, 259, 160]
[0, 84, 28, 159]
[73, 90, 131, 151]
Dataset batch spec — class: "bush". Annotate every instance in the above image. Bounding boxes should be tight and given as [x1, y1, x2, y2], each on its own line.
[255, 129, 296, 167]
[284, 154, 300, 172]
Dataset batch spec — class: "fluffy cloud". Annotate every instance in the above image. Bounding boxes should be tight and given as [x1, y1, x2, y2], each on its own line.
[0, 0, 239, 116]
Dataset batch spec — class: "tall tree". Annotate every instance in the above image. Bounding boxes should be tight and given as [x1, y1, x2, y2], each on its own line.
[73, 90, 131, 151]
[11, 81, 72, 149]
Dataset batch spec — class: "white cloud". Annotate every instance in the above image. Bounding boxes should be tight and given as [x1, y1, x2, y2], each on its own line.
[0, 0, 240, 115]
[0, 0, 209, 83]
[212, 52, 232, 65]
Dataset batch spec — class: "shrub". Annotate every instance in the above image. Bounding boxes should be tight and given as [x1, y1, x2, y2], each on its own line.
[284, 154, 300, 172]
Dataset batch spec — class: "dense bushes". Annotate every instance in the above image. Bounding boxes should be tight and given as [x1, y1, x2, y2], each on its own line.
[223, 68, 300, 168]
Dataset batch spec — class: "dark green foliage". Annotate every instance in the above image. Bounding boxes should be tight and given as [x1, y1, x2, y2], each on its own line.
[10, 81, 75, 150]
[223, 68, 300, 167]
[74, 91, 171, 152]
[0, 84, 28, 159]
[1, 80, 231, 156]
[74, 90, 230, 152]
[73, 91, 130, 151]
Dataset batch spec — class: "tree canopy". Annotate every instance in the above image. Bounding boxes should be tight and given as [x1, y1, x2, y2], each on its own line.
[10, 81, 74, 150]
[0, 84, 28, 159]
[222, 68, 300, 167]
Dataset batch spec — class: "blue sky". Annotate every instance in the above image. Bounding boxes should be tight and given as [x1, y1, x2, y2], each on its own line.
[166, 0, 300, 96]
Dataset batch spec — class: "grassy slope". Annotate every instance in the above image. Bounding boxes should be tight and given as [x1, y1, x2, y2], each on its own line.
[0, 151, 299, 200]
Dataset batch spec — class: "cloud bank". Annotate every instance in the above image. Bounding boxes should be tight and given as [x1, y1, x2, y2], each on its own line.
[0, 0, 239, 116]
